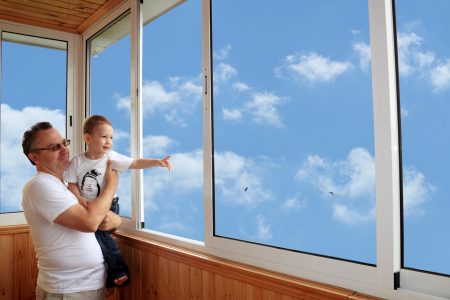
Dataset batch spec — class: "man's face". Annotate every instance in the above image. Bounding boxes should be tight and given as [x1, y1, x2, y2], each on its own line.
[28, 128, 70, 176]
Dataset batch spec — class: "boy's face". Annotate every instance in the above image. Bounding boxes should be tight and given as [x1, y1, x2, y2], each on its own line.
[84, 123, 113, 155]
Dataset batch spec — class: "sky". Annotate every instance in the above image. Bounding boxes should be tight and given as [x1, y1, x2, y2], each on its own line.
[1, 0, 449, 276]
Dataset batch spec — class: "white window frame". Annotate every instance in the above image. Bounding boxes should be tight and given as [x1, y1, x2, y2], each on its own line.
[82, 0, 141, 229]
[78, 0, 450, 298]
[0, 20, 76, 225]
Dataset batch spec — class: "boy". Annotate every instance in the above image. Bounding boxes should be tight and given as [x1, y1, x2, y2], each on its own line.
[64, 115, 171, 288]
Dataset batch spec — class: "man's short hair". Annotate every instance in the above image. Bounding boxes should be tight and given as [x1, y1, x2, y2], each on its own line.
[83, 115, 112, 135]
[22, 122, 54, 165]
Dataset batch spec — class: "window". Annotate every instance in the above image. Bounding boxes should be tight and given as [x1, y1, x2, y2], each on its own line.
[212, 0, 376, 264]
[0, 31, 67, 213]
[141, 0, 203, 241]
[87, 13, 132, 218]
[396, 0, 450, 279]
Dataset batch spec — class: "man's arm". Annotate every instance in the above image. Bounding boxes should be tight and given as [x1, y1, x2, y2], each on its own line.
[54, 161, 118, 232]
[98, 211, 122, 231]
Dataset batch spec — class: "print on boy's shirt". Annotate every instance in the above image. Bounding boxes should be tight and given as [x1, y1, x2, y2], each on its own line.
[80, 169, 102, 199]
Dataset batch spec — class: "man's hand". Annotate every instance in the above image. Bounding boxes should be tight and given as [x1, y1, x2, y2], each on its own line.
[98, 211, 122, 231]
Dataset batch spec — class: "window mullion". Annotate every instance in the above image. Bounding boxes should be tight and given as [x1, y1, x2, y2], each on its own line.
[368, 0, 401, 289]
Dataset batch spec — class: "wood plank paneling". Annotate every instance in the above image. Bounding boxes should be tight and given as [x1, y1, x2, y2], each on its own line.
[202, 270, 215, 300]
[140, 251, 154, 299]
[113, 232, 384, 300]
[190, 266, 202, 300]
[13, 232, 37, 300]
[0, 0, 122, 33]
[0, 234, 13, 300]
[0, 226, 383, 300]
[179, 263, 190, 299]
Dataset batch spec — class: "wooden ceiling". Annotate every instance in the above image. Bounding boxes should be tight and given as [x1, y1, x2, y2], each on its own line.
[0, 0, 124, 34]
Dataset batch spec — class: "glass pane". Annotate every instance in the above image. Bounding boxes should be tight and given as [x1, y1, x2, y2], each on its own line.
[213, 1, 376, 263]
[142, 0, 203, 241]
[88, 14, 132, 218]
[396, 0, 450, 275]
[1, 32, 67, 213]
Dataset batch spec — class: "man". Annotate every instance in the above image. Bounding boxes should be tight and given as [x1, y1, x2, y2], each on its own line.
[22, 122, 120, 299]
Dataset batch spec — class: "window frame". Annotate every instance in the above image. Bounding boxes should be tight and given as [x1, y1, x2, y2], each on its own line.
[78, 0, 450, 298]
[0, 20, 76, 224]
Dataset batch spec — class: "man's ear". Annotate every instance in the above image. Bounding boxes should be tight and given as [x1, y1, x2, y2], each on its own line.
[28, 152, 38, 165]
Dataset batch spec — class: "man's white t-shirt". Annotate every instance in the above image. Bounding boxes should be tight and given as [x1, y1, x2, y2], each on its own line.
[22, 172, 105, 293]
[64, 151, 133, 201]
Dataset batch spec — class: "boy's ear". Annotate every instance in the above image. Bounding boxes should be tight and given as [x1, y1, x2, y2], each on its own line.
[83, 133, 90, 143]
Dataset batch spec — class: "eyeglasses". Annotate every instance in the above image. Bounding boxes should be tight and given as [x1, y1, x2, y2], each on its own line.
[31, 139, 70, 152]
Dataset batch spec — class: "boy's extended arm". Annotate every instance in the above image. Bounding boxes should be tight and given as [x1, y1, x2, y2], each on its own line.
[54, 160, 119, 232]
[129, 156, 172, 171]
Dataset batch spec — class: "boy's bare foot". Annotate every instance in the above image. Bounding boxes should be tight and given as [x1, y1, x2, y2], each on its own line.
[114, 275, 128, 286]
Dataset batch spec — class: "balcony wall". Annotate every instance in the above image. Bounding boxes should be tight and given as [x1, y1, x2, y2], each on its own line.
[0, 225, 381, 300]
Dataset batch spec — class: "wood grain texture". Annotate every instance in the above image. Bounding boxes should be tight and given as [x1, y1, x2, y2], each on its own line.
[0, 234, 14, 300]
[0, 0, 122, 33]
[0, 226, 383, 300]
[113, 231, 384, 300]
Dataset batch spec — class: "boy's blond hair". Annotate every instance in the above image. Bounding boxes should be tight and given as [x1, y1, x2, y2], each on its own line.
[83, 115, 112, 134]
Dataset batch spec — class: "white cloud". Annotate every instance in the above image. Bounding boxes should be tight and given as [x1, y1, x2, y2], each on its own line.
[116, 77, 202, 126]
[221, 91, 286, 127]
[142, 135, 175, 156]
[430, 60, 450, 92]
[214, 151, 273, 206]
[232, 82, 250, 92]
[275, 52, 352, 84]
[214, 44, 232, 60]
[296, 148, 375, 199]
[296, 147, 433, 224]
[353, 42, 371, 72]
[296, 148, 375, 224]
[256, 215, 272, 240]
[157, 221, 192, 233]
[113, 129, 129, 141]
[396, 32, 435, 77]
[214, 62, 238, 83]
[142, 149, 203, 211]
[397, 32, 422, 76]
[402, 166, 435, 215]
[332, 204, 375, 225]
[222, 107, 242, 121]
[142, 80, 180, 115]
[280, 195, 307, 212]
[115, 94, 131, 111]
[246, 92, 285, 127]
[0, 104, 65, 211]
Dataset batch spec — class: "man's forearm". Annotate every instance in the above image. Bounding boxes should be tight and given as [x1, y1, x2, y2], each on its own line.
[85, 181, 116, 226]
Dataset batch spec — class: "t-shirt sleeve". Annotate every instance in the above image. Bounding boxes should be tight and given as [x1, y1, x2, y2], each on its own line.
[63, 156, 78, 183]
[27, 178, 78, 223]
[109, 151, 133, 173]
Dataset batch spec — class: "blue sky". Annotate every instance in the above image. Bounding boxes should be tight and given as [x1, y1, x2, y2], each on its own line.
[1, 0, 449, 275]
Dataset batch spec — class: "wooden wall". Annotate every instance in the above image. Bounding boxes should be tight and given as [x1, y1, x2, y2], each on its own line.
[112, 232, 382, 300]
[0, 225, 37, 300]
[0, 225, 382, 300]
